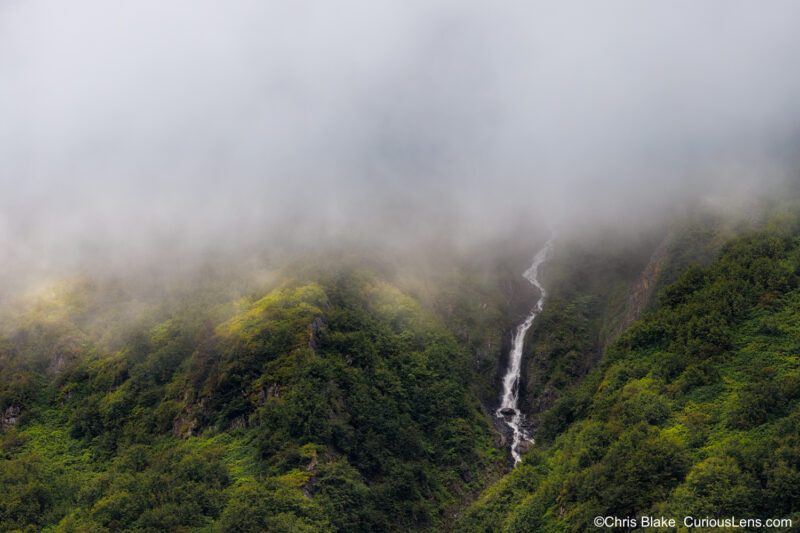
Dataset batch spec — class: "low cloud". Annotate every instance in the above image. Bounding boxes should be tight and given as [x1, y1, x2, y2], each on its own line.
[1, 0, 799, 287]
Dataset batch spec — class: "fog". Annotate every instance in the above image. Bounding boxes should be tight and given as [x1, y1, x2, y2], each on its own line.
[2, 0, 800, 288]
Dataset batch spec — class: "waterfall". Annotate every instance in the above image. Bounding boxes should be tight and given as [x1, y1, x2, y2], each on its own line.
[496, 239, 553, 465]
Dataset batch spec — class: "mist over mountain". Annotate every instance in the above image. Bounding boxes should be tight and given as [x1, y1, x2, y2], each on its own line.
[6, 4, 800, 532]
[2, 0, 800, 291]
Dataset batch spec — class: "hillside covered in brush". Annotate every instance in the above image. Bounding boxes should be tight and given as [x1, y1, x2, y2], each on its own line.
[2, 204, 799, 532]
[457, 209, 800, 532]
[0, 261, 513, 532]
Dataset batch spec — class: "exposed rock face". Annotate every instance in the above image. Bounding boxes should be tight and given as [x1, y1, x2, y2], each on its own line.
[46, 337, 83, 375]
[305, 450, 318, 473]
[302, 450, 319, 498]
[2, 406, 20, 429]
[532, 383, 558, 415]
[308, 316, 326, 355]
[609, 232, 673, 344]
[173, 396, 204, 437]
[48, 353, 67, 374]
[172, 413, 196, 437]
[516, 440, 533, 456]
[229, 416, 247, 430]
[265, 383, 280, 400]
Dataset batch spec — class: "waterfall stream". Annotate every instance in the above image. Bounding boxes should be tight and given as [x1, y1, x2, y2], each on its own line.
[496, 239, 553, 465]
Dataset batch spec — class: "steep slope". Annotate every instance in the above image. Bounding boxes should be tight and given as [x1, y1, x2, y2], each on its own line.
[520, 206, 754, 424]
[519, 228, 666, 420]
[0, 204, 788, 532]
[0, 267, 503, 532]
[457, 208, 800, 532]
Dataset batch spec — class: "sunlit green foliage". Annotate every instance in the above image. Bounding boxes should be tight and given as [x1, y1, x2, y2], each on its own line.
[4, 208, 798, 532]
[0, 268, 501, 531]
[458, 208, 800, 531]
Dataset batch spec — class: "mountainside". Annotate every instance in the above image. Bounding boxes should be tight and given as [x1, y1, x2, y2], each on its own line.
[6, 3, 800, 532]
[520, 207, 747, 423]
[2, 205, 799, 532]
[0, 265, 507, 532]
[457, 207, 800, 532]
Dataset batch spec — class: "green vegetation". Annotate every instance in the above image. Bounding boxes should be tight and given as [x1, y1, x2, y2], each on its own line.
[426, 242, 544, 404]
[0, 268, 502, 532]
[457, 208, 800, 531]
[521, 231, 663, 416]
[4, 205, 800, 532]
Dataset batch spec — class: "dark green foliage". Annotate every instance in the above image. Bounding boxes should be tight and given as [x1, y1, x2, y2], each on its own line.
[459, 208, 800, 531]
[5, 207, 799, 532]
[521, 230, 665, 419]
[216, 480, 332, 533]
[0, 454, 54, 531]
[0, 267, 501, 531]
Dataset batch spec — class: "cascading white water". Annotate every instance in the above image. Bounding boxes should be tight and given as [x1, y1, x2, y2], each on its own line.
[496, 239, 553, 465]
